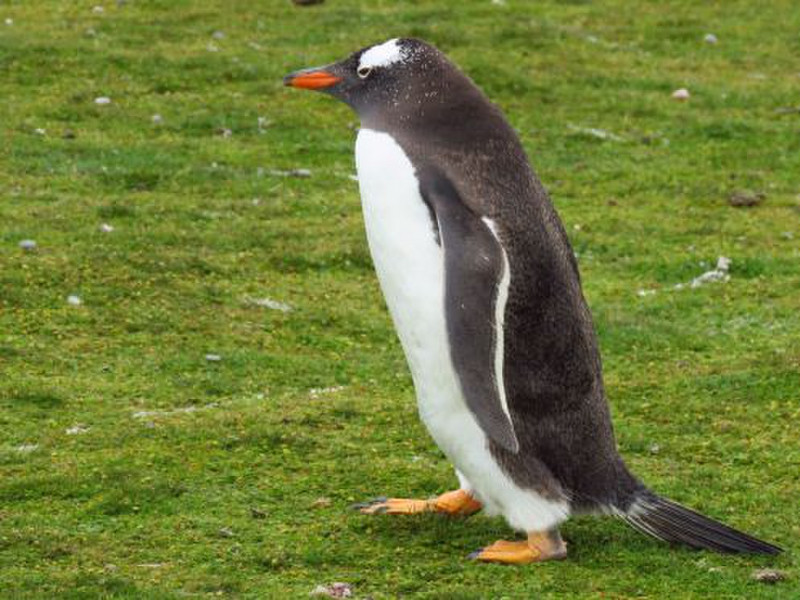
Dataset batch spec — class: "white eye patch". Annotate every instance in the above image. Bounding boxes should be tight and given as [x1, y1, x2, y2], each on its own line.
[358, 38, 405, 70]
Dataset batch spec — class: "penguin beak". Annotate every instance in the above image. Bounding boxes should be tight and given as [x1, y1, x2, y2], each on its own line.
[283, 66, 342, 90]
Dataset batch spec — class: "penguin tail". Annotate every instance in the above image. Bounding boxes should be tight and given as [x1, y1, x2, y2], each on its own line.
[619, 491, 782, 555]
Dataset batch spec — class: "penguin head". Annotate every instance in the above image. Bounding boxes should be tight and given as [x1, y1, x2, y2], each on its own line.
[284, 38, 449, 127]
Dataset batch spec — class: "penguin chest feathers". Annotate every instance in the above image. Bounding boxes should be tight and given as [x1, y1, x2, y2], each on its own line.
[354, 128, 453, 405]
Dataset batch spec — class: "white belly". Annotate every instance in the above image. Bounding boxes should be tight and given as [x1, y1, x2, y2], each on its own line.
[354, 129, 568, 532]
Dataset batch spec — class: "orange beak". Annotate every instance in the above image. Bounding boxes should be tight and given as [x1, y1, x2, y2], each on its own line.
[283, 69, 342, 90]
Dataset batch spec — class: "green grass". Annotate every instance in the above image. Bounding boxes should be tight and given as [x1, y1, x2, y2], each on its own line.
[1, 0, 799, 597]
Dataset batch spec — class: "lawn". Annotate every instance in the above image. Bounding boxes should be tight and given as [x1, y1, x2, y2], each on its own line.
[1, 0, 799, 597]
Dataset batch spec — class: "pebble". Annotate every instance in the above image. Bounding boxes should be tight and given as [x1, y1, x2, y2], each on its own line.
[310, 583, 352, 598]
[245, 297, 293, 312]
[250, 507, 267, 519]
[19, 239, 37, 250]
[704, 33, 718, 44]
[151, 114, 163, 124]
[92, 5, 105, 14]
[752, 568, 786, 584]
[34, 128, 46, 135]
[4, 18, 13, 25]
[94, 96, 111, 105]
[205, 354, 222, 362]
[66, 425, 90, 435]
[67, 295, 82, 306]
[99, 223, 114, 233]
[671, 88, 690, 101]
[212, 30, 225, 39]
[729, 190, 766, 207]
[266, 168, 311, 178]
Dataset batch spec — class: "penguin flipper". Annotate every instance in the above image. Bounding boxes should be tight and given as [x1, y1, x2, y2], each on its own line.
[419, 171, 519, 453]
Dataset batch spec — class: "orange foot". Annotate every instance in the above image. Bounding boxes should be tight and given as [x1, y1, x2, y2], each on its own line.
[355, 489, 482, 517]
[469, 530, 567, 565]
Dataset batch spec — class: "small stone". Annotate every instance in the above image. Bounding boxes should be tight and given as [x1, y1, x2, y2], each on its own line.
[212, 30, 225, 39]
[205, 354, 222, 362]
[729, 190, 766, 207]
[19, 239, 37, 250]
[311, 497, 332, 508]
[671, 88, 690, 101]
[94, 96, 111, 105]
[244, 297, 293, 312]
[310, 583, 352, 598]
[207, 43, 219, 53]
[92, 5, 105, 14]
[218, 527, 234, 538]
[99, 223, 114, 233]
[4, 18, 13, 25]
[218, 128, 232, 138]
[649, 443, 661, 454]
[752, 568, 786, 584]
[16, 443, 39, 453]
[250, 507, 267, 519]
[704, 33, 718, 44]
[67, 295, 82, 306]
[267, 168, 312, 178]
[66, 425, 90, 435]
[34, 128, 46, 136]
[151, 114, 163, 124]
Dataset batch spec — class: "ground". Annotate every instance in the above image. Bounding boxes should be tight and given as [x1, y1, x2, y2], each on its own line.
[1, 1, 798, 598]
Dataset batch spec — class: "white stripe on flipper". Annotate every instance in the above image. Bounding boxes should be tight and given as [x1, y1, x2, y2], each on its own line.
[359, 39, 404, 69]
[482, 217, 513, 432]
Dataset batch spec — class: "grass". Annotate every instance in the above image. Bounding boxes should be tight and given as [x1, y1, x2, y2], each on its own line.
[1, 0, 799, 597]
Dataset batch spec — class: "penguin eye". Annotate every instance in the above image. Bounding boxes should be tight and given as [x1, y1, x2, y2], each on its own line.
[357, 66, 373, 79]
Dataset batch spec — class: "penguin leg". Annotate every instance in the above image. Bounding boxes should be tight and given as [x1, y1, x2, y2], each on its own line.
[355, 489, 482, 516]
[469, 529, 567, 565]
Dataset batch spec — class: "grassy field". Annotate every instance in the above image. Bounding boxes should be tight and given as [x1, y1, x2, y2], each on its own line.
[1, 0, 799, 597]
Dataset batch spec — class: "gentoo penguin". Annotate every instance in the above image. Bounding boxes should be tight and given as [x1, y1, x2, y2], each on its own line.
[284, 38, 781, 563]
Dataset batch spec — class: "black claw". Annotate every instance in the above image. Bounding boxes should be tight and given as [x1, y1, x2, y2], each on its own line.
[349, 496, 389, 511]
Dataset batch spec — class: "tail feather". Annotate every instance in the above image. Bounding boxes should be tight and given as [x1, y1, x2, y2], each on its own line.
[621, 492, 782, 555]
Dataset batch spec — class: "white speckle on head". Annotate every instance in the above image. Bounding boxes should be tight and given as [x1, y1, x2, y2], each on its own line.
[359, 38, 404, 69]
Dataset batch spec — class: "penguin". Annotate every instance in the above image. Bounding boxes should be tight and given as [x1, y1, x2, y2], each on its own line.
[284, 38, 782, 564]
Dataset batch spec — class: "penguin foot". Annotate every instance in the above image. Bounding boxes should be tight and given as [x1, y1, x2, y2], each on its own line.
[469, 530, 567, 565]
[354, 489, 482, 516]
